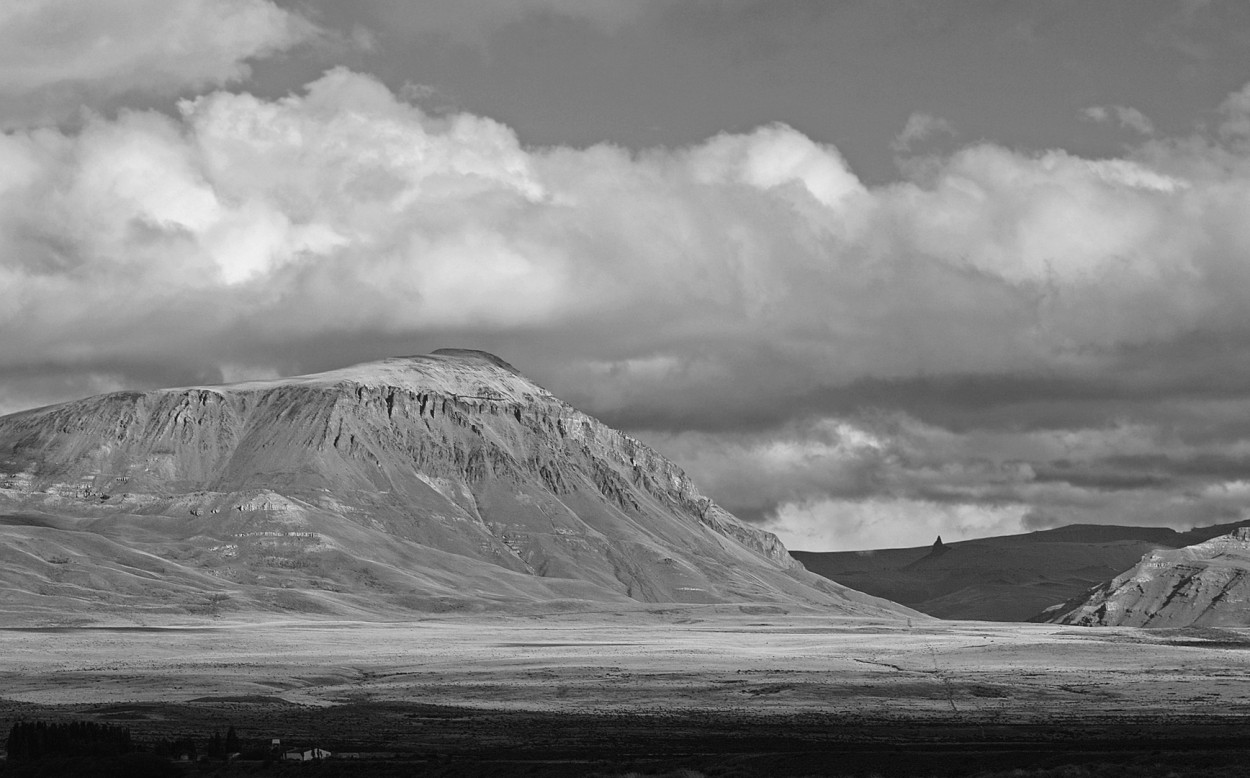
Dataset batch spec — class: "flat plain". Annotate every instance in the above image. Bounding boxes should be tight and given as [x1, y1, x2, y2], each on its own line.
[5, 608, 1250, 775]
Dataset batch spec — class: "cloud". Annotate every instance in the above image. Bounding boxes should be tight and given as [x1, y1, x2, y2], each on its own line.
[8, 70, 1250, 547]
[770, 497, 1030, 552]
[0, 0, 317, 126]
[1082, 105, 1157, 136]
[0, 368, 130, 418]
[645, 408, 1250, 551]
[358, 0, 653, 47]
[1218, 83, 1250, 141]
[642, 419, 894, 523]
[891, 111, 957, 153]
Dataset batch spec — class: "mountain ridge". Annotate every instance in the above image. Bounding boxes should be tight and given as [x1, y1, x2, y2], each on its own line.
[793, 520, 1250, 622]
[0, 350, 911, 622]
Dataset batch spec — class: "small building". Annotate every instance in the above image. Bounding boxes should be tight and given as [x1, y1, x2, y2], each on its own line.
[283, 747, 331, 761]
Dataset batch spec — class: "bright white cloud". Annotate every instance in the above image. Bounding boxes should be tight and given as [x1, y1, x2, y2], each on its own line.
[0, 0, 316, 126]
[5, 68, 1250, 393]
[691, 124, 866, 210]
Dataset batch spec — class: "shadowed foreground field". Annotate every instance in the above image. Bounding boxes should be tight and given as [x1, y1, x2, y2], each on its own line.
[4, 608, 1250, 776]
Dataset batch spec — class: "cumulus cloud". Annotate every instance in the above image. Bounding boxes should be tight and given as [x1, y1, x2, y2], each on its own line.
[0, 71, 880, 379]
[1082, 104, 1157, 136]
[0, 0, 317, 126]
[9, 69, 1250, 547]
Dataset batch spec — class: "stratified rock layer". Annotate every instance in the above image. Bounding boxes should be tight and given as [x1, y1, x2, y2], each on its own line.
[1042, 528, 1250, 627]
[0, 350, 908, 621]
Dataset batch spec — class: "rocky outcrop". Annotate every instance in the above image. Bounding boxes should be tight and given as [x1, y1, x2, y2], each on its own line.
[1041, 528, 1250, 628]
[0, 349, 910, 620]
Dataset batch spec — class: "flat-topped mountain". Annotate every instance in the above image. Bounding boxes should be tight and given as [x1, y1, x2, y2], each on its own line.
[1040, 528, 1250, 628]
[0, 350, 910, 622]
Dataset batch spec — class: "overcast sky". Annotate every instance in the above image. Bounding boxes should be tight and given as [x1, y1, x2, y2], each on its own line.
[5, 1, 1250, 550]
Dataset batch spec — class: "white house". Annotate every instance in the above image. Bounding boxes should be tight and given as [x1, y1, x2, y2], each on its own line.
[282, 747, 331, 761]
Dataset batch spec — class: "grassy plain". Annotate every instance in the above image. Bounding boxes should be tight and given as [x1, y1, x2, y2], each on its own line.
[4, 608, 1250, 775]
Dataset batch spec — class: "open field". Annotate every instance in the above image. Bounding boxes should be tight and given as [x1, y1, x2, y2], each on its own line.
[5, 608, 1250, 775]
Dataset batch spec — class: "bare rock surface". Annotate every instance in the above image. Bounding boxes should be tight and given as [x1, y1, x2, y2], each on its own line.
[0, 350, 909, 622]
[1044, 528, 1250, 627]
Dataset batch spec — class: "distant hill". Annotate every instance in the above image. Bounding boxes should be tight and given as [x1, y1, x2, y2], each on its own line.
[0, 350, 912, 623]
[1040, 528, 1250, 628]
[792, 521, 1250, 622]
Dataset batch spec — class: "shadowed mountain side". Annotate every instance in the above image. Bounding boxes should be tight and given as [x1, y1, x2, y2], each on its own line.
[0, 351, 914, 622]
[1041, 528, 1250, 628]
[790, 524, 1226, 622]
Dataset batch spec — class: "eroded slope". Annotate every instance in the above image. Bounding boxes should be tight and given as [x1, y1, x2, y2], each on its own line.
[1043, 528, 1250, 627]
[0, 350, 907, 621]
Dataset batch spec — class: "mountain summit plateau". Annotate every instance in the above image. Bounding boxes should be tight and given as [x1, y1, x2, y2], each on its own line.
[0, 349, 908, 622]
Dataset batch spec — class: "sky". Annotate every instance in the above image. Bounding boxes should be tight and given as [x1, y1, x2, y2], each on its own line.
[5, 1, 1250, 551]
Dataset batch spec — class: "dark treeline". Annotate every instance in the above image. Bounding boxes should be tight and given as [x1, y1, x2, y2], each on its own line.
[3, 721, 251, 762]
[5, 720, 131, 760]
[202, 726, 241, 759]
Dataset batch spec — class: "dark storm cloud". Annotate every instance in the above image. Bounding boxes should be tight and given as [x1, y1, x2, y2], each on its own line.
[1030, 465, 1174, 493]
[596, 359, 1250, 445]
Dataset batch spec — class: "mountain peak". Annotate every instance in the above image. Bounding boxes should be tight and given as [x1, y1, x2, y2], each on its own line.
[196, 349, 549, 405]
[428, 348, 523, 375]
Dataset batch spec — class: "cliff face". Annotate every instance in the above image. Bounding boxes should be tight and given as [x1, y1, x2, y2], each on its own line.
[0, 350, 908, 621]
[1041, 528, 1250, 628]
